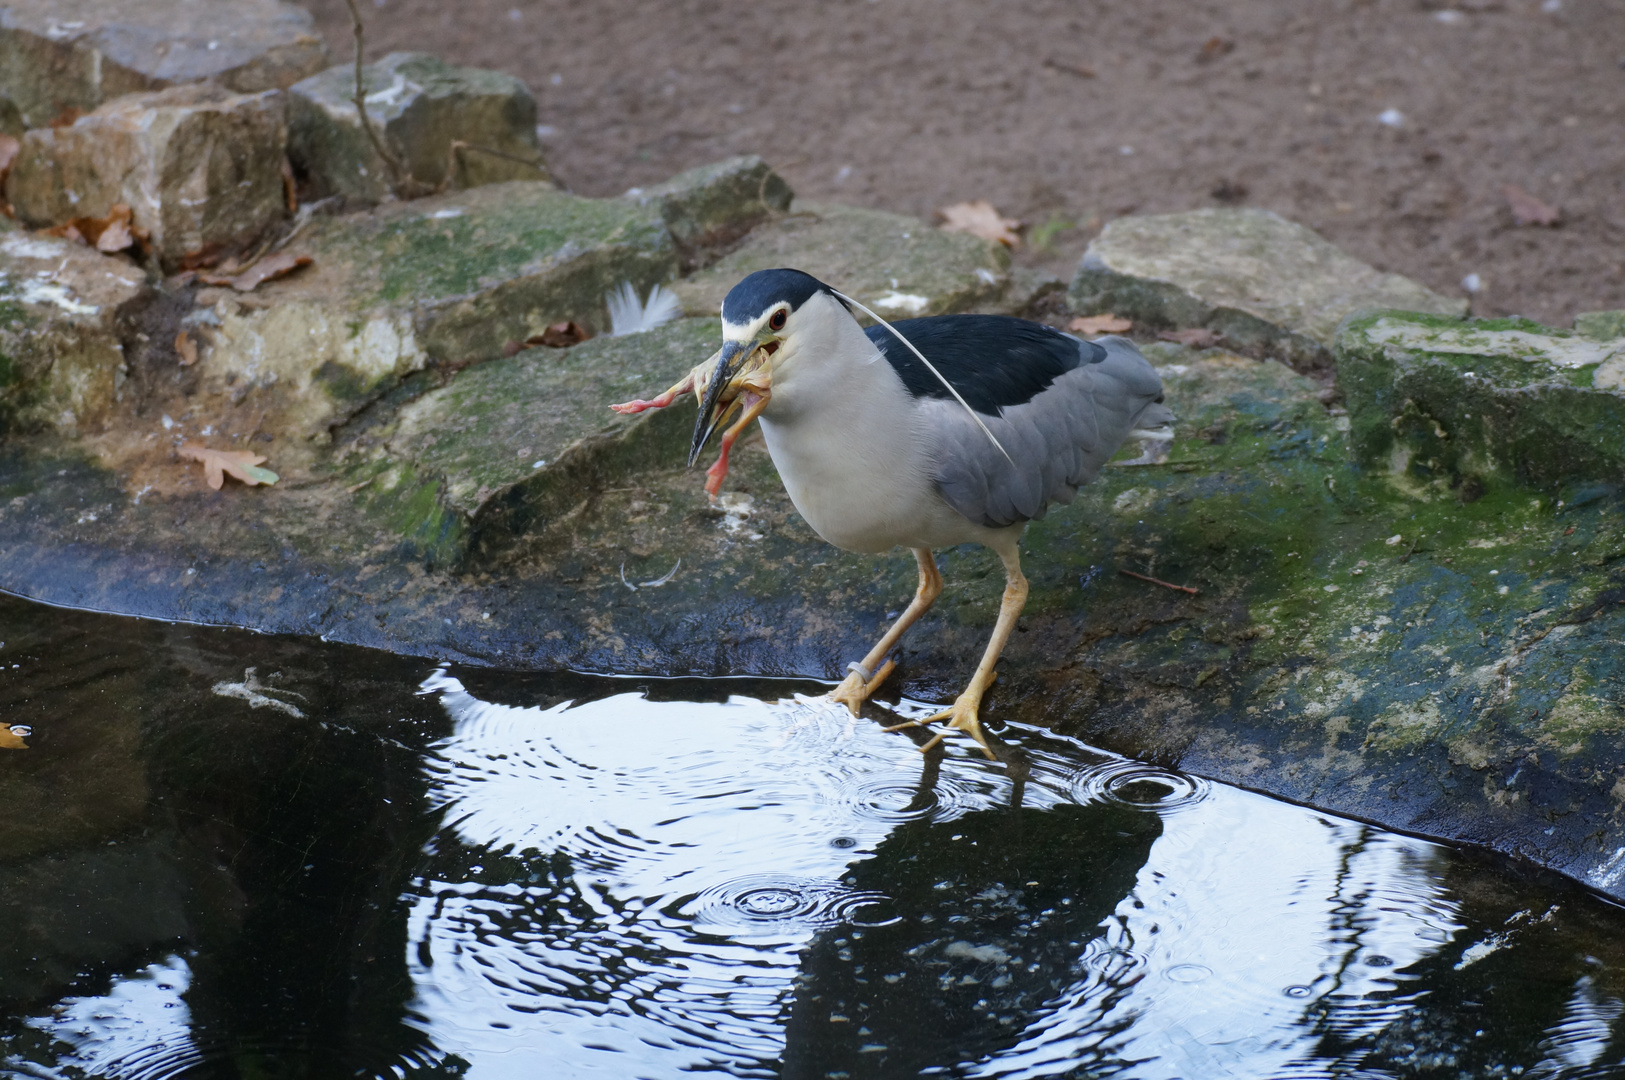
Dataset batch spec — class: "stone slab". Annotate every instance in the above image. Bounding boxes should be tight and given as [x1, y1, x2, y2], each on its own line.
[0, 230, 148, 434]
[8, 83, 289, 270]
[0, 0, 328, 128]
[1336, 311, 1625, 492]
[1069, 208, 1468, 371]
[173, 181, 676, 468]
[672, 201, 1009, 319]
[288, 51, 550, 207]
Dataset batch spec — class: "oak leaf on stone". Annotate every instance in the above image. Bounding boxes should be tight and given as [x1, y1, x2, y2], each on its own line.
[936, 200, 1022, 247]
[179, 443, 279, 490]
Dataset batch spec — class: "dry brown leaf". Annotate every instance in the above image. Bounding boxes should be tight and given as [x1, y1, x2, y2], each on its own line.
[43, 203, 138, 253]
[1198, 36, 1236, 61]
[531, 321, 591, 348]
[48, 106, 85, 128]
[937, 200, 1022, 247]
[1, 726, 28, 750]
[231, 252, 313, 292]
[1069, 314, 1133, 335]
[0, 134, 18, 175]
[179, 442, 279, 490]
[1158, 327, 1225, 348]
[1502, 184, 1560, 227]
[174, 329, 198, 366]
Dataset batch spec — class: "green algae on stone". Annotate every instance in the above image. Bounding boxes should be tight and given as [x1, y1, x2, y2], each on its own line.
[1336, 311, 1625, 493]
[672, 202, 1009, 319]
[381, 318, 718, 563]
[1068, 208, 1467, 372]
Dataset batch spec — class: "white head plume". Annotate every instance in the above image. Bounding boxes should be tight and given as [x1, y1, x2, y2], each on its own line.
[607, 282, 681, 336]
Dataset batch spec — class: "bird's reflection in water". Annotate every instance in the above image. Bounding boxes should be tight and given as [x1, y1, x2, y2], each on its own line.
[782, 792, 1158, 1078]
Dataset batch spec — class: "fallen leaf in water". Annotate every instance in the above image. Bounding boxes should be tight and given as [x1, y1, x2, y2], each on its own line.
[1502, 184, 1560, 226]
[1158, 327, 1224, 347]
[179, 443, 279, 490]
[43, 202, 139, 253]
[174, 329, 198, 366]
[937, 200, 1022, 247]
[1069, 314, 1133, 334]
[1, 726, 27, 750]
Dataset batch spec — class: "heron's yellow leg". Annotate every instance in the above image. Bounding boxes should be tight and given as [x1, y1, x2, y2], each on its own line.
[830, 548, 943, 714]
[883, 547, 1028, 760]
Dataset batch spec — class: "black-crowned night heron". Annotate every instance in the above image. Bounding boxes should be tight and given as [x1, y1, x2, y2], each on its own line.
[613, 268, 1172, 758]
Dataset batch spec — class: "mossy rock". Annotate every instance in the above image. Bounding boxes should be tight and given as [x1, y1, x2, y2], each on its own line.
[1336, 311, 1625, 493]
[672, 202, 1009, 318]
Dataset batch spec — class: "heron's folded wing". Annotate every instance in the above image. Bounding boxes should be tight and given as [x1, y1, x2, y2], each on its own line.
[929, 335, 1170, 528]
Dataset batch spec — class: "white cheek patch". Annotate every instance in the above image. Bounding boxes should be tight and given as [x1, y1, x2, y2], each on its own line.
[721, 317, 759, 342]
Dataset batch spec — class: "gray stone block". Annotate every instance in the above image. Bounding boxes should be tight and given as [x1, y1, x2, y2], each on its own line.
[0, 0, 328, 128]
[7, 83, 289, 271]
[287, 52, 550, 207]
[0, 228, 149, 435]
[1069, 208, 1468, 371]
[625, 156, 792, 264]
[673, 201, 1009, 319]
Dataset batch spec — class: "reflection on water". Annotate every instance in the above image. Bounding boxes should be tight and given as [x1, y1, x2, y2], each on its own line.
[4, 597, 1625, 1078]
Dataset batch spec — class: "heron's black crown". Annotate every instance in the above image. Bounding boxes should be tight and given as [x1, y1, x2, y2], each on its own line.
[721, 268, 834, 325]
[869, 315, 1108, 414]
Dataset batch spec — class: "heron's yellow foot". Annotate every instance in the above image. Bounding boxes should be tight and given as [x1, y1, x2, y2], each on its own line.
[882, 693, 997, 760]
[829, 658, 896, 715]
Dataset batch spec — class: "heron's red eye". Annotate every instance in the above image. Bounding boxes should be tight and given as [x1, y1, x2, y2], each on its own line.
[769, 308, 787, 331]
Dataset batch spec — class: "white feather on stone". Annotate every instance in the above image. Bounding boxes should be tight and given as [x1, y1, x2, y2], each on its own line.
[607, 282, 681, 336]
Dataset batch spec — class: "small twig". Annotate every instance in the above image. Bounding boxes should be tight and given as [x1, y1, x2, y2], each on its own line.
[342, 0, 418, 197]
[440, 140, 550, 194]
[1119, 568, 1199, 595]
[1400, 536, 1424, 564]
[1043, 57, 1098, 80]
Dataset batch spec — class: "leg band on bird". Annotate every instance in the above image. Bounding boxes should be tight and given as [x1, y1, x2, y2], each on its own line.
[830, 548, 943, 715]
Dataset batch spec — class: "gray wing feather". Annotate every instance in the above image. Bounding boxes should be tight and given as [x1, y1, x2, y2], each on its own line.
[932, 335, 1171, 528]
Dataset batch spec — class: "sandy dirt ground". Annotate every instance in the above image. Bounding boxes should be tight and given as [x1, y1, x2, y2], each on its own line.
[301, 0, 1625, 328]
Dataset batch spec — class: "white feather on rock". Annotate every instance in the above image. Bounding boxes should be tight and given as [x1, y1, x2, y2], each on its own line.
[607, 282, 681, 336]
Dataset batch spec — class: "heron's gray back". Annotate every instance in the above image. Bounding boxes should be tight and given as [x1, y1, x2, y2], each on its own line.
[927, 335, 1173, 528]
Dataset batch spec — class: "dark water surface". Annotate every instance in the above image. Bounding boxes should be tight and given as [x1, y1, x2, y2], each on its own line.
[4, 596, 1625, 1079]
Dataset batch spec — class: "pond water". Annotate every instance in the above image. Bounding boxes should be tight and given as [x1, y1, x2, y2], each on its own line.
[3, 594, 1625, 1079]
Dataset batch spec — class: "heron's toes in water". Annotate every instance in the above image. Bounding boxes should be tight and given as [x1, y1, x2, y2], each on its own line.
[883, 693, 997, 760]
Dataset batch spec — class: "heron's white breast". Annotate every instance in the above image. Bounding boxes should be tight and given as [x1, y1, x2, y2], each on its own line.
[754, 297, 998, 553]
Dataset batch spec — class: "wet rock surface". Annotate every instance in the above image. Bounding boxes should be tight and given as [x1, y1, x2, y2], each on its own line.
[0, 0, 328, 128]
[0, 134, 1621, 903]
[287, 51, 549, 207]
[1069, 208, 1469, 372]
